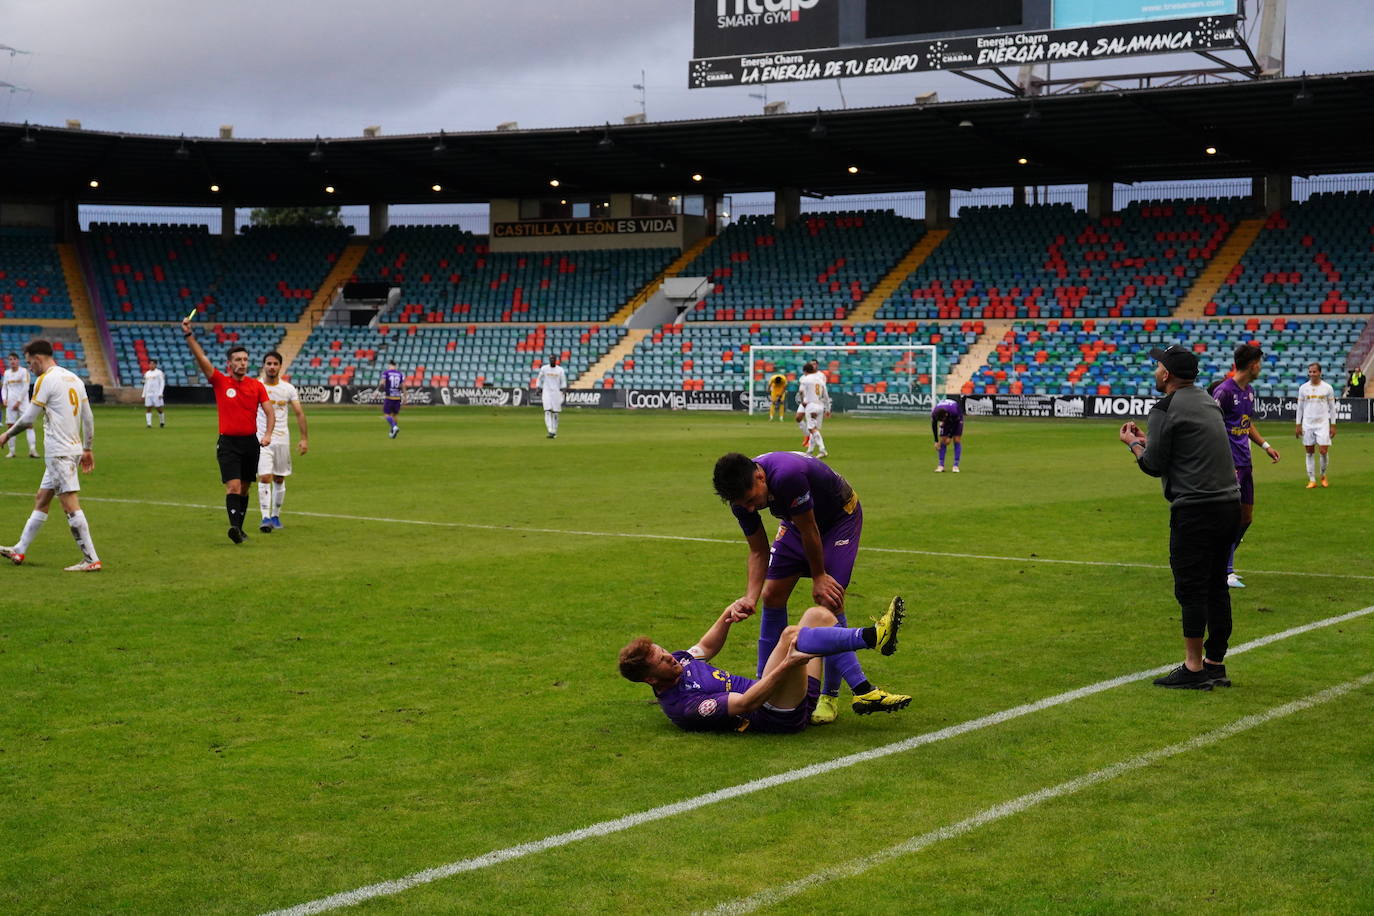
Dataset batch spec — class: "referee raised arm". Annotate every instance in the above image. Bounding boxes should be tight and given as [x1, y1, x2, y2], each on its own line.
[183, 317, 274, 543]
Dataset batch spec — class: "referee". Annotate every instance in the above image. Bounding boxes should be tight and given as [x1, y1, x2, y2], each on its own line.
[1119, 344, 1240, 690]
[183, 317, 273, 543]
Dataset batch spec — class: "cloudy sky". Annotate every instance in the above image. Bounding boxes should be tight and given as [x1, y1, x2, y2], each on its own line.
[1, 0, 1367, 141]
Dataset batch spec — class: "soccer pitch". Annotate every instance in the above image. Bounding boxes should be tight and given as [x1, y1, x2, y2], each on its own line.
[2, 406, 1371, 914]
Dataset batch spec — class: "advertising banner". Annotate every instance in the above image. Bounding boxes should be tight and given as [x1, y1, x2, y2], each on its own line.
[695, 0, 841, 59]
[491, 217, 679, 240]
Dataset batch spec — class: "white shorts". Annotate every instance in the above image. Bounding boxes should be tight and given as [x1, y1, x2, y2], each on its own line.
[802, 403, 825, 432]
[257, 440, 293, 477]
[40, 455, 81, 494]
[4, 404, 25, 424]
[144, 395, 164, 407]
[542, 391, 564, 412]
[1301, 427, 1332, 447]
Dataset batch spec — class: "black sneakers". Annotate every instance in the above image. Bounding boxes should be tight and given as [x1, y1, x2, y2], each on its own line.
[228, 527, 247, 544]
[1203, 661, 1231, 687]
[1153, 664, 1214, 690]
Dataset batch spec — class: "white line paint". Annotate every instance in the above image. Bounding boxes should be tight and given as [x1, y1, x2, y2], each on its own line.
[260, 604, 1374, 916]
[6, 491, 1371, 582]
[700, 669, 1374, 916]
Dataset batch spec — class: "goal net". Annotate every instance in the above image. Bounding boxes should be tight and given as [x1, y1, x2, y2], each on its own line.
[747, 344, 940, 416]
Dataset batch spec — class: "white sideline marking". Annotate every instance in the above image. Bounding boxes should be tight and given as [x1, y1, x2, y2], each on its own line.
[5, 491, 1372, 583]
[700, 670, 1374, 916]
[259, 604, 1374, 916]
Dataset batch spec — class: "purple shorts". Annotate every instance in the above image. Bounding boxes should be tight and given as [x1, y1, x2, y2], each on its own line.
[744, 676, 820, 734]
[938, 419, 964, 439]
[1235, 465, 1254, 505]
[382, 397, 402, 416]
[765, 502, 863, 587]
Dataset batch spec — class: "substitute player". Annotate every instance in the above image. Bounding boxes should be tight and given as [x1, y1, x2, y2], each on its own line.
[712, 451, 911, 724]
[931, 397, 963, 473]
[4, 352, 39, 459]
[183, 317, 273, 543]
[1211, 343, 1280, 589]
[256, 351, 308, 533]
[380, 361, 407, 438]
[0, 340, 101, 570]
[618, 597, 906, 734]
[142, 358, 166, 428]
[536, 355, 567, 439]
[796, 361, 830, 458]
[766, 371, 788, 421]
[1296, 361, 1337, 488]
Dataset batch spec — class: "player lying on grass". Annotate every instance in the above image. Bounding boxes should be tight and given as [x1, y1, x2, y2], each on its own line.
[618, 597, 909, 734]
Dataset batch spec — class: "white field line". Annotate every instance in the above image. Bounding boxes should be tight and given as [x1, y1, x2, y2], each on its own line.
[5, 491, 1372, 583]
[259, 604, 1374, 916]
[700, 670, 1374, 916]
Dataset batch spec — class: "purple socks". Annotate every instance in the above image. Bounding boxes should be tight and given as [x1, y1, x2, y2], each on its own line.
[757, 606, 789, 676]
[953, 441, 962, 466]
[938, 443, 947, 465]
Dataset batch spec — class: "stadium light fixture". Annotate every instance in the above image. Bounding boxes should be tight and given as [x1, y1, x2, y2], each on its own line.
[324, 185, 335, 194]
[958, 119, 974, 128]
[549, 178, 560, 187]
[1204, 145, 1218, 156]
[432, 184, 442, 192]
[691, 173, 703, 182]
[174, 135, 190, 161]
[88, 179, 99, 188]
[308, 136, 324, 163]
[808, 109, 827, 140]
[432, 130, 447, 156]
[209, 184, 220, 193]
[1293, 72, 1313, 108]
[1017, 157, 1029, 165]
[20, 121, 35, 147]
[597, 123, 614, 151]
[847, 165, 859, 174]
[1023, 103, 1041, 125]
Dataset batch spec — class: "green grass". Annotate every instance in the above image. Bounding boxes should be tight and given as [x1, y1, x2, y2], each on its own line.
[1, 407, 1371, 914]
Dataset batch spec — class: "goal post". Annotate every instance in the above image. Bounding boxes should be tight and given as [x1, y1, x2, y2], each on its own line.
[747, 344, 940, 416]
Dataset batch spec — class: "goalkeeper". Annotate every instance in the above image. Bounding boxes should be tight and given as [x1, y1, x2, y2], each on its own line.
[766, 372, 788, 421]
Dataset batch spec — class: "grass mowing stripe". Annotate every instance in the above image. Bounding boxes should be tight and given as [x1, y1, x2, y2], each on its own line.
[699, 669, 1374, 916]
[7, 490, 1372, 583]
[259, 604, 1374, 916]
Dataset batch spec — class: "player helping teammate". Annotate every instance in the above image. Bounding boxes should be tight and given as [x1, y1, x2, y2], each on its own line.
[713, 451, 911, 724]
[3, 352, 39, 458]
[1296, 362, 1336, 488]
[256, 352, 309, 533]
[931, 397, 963, 473]
[795, 361, 830, 458]
[0, 340, 101, 571]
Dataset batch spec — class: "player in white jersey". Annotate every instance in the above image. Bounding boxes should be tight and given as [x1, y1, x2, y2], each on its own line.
[255, 351, 309, 533]
[3, 352, 40, 458]
[795, 361, 831, 459]
[1295, 361, 1337, 488]
[536, 356, 567, 438]
[142, 359, 166, 428]
[0, 340, 101, 570]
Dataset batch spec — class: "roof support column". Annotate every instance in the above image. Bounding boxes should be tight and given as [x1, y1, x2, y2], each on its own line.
[925, 187, 950, 229]
[1253, 173, 1291, 215]
[369, 201, 390, 239]
[57, 197, 80, 244]
[221, 203, 236, 242]
[1087, 180, 1113, 220]
[774, 187, 801, 229]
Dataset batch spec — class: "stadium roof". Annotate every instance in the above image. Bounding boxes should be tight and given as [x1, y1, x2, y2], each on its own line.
[3, 71, 1373, 207]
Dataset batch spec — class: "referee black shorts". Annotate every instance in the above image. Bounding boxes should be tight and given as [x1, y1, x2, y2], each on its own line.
[217, 434, 260, 484]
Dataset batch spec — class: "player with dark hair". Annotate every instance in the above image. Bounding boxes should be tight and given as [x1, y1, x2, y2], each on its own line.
[256, 351, 308, 532]
[380, 360, 407, 438]
[618, 597, 906, 734]
[711, 451, 911, 724]
[1296, 362, 1336, 488]
[931, 397, 963, 473]
[3, 351, 39, 458]
[1210, 343, 1280, 588]
[183, 317, 273, 543]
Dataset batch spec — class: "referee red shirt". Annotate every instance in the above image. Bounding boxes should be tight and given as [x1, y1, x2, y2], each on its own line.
[211, 369, 269, 435]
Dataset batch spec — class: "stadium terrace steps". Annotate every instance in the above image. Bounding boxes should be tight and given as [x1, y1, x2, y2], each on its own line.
[609, 236, 717, 326]
[944, 319, 1011, 394]
[58, 243, 112, 387]
[1175, 218, 1264, 318]
[280, 241, 368, 374]
[848, 229, 949, 323]
[572, 328, 649, 389]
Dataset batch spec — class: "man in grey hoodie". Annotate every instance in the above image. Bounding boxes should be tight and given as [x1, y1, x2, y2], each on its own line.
[1119, 344, 1241, 690]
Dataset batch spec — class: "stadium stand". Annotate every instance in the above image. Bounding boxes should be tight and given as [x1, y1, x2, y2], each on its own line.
[963, 317, 1367, 397]
[351, 226, 676, 323]
[880, 199, 1248, 320]
[288, 323, 627, 389]
[1210, 192, 1374, 316]
[0, 228, 74, 320]
[677, 211, 925, 322]
[110, 323, 286, 387]
[602, 321, 973, 393]
[0, 324, 89, 381]
[90, 223, 351, 324]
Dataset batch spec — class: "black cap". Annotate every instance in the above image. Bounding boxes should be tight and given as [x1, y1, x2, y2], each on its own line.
[1148, 344, 1199, 380]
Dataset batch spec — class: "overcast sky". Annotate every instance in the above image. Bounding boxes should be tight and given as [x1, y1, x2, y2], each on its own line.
[1, 0, 1368, 140]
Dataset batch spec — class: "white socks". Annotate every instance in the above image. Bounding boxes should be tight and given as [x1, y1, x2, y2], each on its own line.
[545, 411, 559, 435]
[1305, 453, 1316, 480]
[145, 410, 152, 426]
[274, 481, 285, 516]
[16, 510, 47, 551]
[1320, 453, 1329, 476]
[809, 429, 826, 454]
[66, 510, 98, 563]
[259, 481, 273, 518]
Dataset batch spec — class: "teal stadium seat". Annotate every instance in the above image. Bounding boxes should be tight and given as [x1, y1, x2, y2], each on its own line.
[0, 228, 74, 320]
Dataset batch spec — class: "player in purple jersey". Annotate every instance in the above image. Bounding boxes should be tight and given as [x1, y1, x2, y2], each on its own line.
[618, 597, 906, 734]
[712, 451, 911, 725]
[379, 361, 408, 439]
[1209, 344, 1280, 589]
[931, 398, 964, 473]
